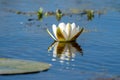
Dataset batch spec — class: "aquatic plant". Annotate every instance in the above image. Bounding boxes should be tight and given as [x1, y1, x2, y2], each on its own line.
[37, 8, 43, 20]
[47, 22, 84, 42]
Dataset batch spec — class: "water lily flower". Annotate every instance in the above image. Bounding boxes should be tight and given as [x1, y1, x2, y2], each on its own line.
[48, 42, 83, 62]
[47, 22, 84, 42]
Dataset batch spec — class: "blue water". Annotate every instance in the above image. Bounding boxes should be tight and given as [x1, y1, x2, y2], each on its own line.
[0, 0, 120, 80]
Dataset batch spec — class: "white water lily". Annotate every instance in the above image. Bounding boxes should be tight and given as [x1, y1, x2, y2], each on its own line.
[47, 22, 84, 42]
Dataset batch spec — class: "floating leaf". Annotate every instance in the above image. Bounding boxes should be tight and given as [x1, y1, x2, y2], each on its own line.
[0, 58, 51, 75]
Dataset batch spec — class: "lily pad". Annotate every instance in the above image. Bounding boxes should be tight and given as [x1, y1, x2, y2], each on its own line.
[0, 58, 51, 75]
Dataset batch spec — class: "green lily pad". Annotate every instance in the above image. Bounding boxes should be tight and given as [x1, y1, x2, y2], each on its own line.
[0, 58, 51, 75]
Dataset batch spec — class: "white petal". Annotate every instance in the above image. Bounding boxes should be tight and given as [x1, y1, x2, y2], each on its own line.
[69, 23, 76, 39]
[74, 26, 79, 34]
[70, 25, 80, 40]
[58, 22, 67, 40]
[52, 24, 58, 40]
[58, 22, 66, 30]
[46, 29, 56, 41]
[76, 26, 80, 33]
[62, 30, 68, 40]
[71, 27, 84, 41]
[70, 29, 76, 40]
[65, 23, 71, 40]
[71, 23, 76, 30]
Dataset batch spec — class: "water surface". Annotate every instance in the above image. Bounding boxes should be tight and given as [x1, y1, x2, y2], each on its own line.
[0, 0, 120, 80]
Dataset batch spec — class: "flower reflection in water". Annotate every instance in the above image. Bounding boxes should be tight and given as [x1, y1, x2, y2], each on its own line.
[48, 42, 83, 63]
